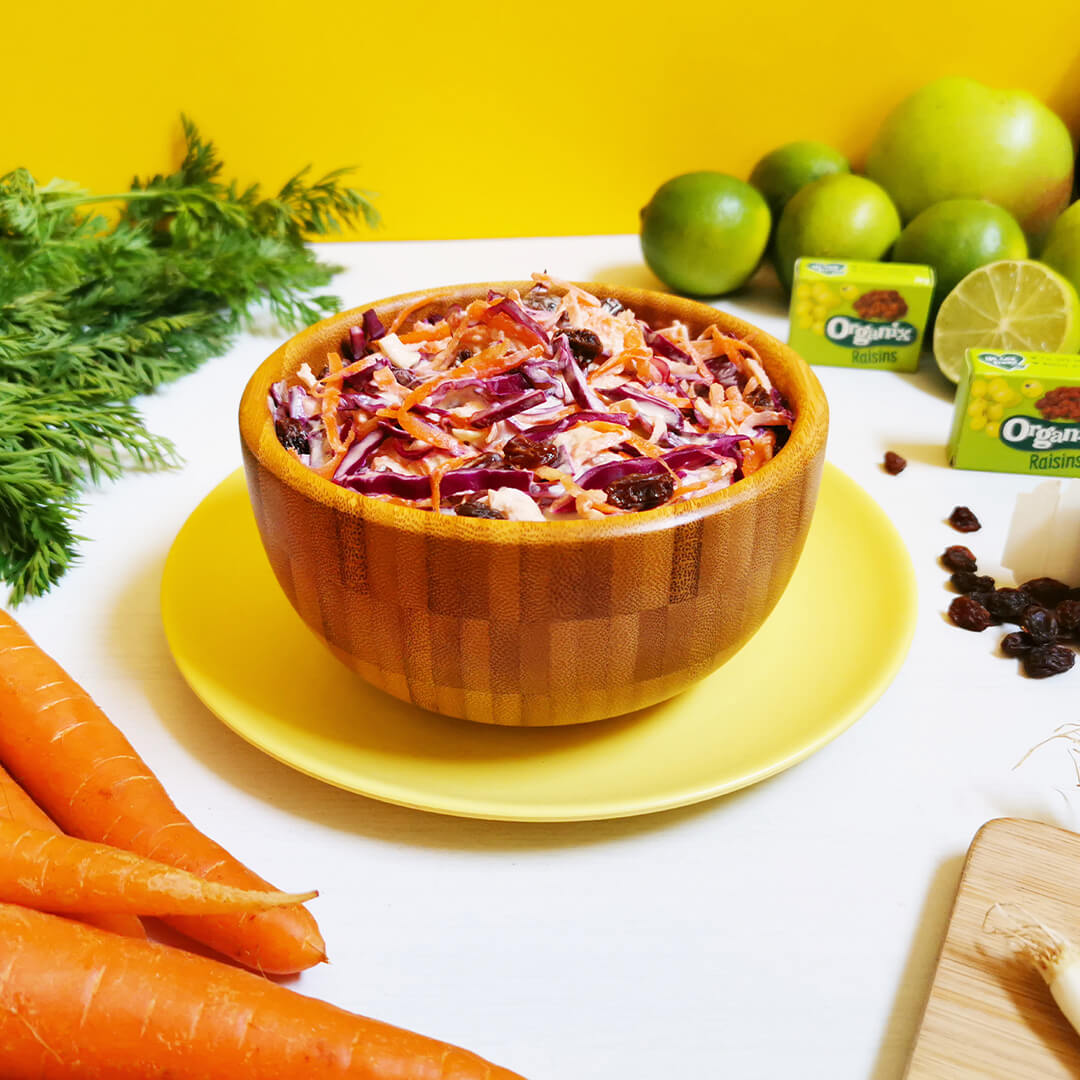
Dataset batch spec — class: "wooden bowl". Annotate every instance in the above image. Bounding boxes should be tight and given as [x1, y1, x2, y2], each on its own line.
[239, 282, 828, 726]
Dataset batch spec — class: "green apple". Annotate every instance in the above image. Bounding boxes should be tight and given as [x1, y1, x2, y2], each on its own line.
[866, 77, 1074, 244]
[1041, 200, 1080, 298]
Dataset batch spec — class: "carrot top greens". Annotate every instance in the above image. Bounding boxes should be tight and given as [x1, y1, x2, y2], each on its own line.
[0, 118, 377, 603]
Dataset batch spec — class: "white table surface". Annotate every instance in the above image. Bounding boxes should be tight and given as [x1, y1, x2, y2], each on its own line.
[12, 235, 1080, 1079]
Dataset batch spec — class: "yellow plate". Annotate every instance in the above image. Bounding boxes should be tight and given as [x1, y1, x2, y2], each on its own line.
[161, 466, 916, 822]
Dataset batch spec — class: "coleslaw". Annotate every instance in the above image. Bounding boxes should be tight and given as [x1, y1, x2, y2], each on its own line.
[269, 274, 794, 520]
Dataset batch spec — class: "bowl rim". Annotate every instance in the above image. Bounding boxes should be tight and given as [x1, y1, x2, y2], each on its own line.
[239, 280, 828, 544]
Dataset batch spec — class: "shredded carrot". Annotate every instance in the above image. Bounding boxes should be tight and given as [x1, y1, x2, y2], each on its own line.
[429, 453, 479, 511]
[534, 466, 618, 517]
[388, 295, 439, 334]
[581, 421, 667, 461]
[397, 409, 470, 456]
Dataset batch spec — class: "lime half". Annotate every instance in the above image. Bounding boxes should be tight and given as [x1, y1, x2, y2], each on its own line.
[933, 260, 1080, 383]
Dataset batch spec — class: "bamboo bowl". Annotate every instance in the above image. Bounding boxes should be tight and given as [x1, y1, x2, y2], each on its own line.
[239, 282, 828, 726]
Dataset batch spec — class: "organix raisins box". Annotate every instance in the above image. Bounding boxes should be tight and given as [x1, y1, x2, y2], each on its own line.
[948, 349, 1080, 477]
[787, 258, 935, 372]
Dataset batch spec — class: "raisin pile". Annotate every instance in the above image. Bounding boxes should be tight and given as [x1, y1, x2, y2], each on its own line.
[853, 289, 908, 321]
[941, 543, 1080, 680]
[1035, 385, 1080, 420]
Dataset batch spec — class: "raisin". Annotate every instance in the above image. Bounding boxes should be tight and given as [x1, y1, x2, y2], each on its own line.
[948, 506, 981, 532]
[463, 452, 504, 469]
[941, 545, 977, 573]
[601, 297, 624, 315]
[948, 595, 992, 632]
[274, 418, 310, 455]
[605, 472, 676, 511]
[1022, 605, 1060, 643]
[502, 435, 559, 470]
[1001, 631, 1036, 657]
[746, 386, 772, 410]
[1056, 599, 1080, 636]
[454, 501, 506, 519]
[561, 329, 604, 367]
[883, 451, 907, 475]
[1020, 577, 1071, 607]
[985, 588, 1029, 623]
[393, 368, 421, 388]
[950, 571, 995, 595]
[457, 349, 473, 362]
[1023, 644, 1076, 679]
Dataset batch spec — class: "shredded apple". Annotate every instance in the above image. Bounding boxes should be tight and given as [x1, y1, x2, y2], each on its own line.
[269, 275, 794, 520]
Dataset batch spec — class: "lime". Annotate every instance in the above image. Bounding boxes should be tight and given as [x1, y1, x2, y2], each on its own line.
[639, 172, 771, 296]
[749, 141, 850, 226]
[1041, 200, 1080, 297]
[773, 174, 901, 293]
[932, 260, 1080, 382]
[892, 199, 1027, 315]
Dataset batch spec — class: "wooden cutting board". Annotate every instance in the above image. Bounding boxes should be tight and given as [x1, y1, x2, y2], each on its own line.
[905, 818, 1080, 1079]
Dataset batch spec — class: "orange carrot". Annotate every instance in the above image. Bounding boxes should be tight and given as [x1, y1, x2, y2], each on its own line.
[0, 903, 526, 1080]
[0, 610, 325, 973]
[0, 763, 145, 940]
[0, 819, 317, 916]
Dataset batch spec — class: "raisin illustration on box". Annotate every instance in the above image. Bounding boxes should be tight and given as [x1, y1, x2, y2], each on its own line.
[948, 349, 1080, 476]
[787, 258, 935, 372]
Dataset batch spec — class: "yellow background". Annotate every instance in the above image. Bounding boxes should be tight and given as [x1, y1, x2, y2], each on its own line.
[4, 1, 1078, 240]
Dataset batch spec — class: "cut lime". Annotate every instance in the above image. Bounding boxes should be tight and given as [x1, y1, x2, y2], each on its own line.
[932, 260, 1080, 383]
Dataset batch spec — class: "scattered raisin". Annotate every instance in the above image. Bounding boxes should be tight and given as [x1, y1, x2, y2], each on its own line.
[274, 418, 310, 455]
[941, 545, 977, 573]
[560, 328, 604, 367]
[1020, 577, 1071, 608]
[393, 368, 421, 388]
[1024, 644, 1076, 679]
[605, 472, 676, 511]
[985, 588, 1029, 623]
[1056, 599, 1080, 636]
[454, 501, 506, 519]
[952, 571, 994, 594]
[456, 349, 474, 362]
[950, 571, 995, 595]
[948, 506, 981, 532]
[948, 595, 992, 632]
[1022, 605, 1060, 643]
[883, 451, 907, 475]
[502, 435, 559, 470]
[1001, 631, 1036, 657]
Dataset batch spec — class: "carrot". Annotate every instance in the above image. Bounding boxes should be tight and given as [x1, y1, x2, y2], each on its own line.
[0, 903, 526, 1080]
[0, 610, 325, 973]
[0, 819, 317, 916]
[0, 763, 145, 940]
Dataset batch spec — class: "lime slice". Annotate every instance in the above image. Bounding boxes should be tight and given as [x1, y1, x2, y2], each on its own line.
[933, 260, 1080, 383]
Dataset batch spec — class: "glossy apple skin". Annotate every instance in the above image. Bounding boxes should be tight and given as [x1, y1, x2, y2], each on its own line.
[867, 77, 1074, 245]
